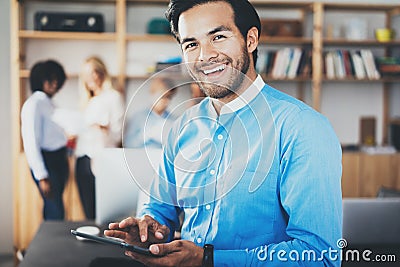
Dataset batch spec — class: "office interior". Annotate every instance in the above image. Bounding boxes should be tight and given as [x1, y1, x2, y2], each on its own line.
[1, 0, 400, 266]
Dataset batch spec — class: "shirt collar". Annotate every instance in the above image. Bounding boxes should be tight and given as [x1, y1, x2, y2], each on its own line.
[215, 74, 264, 115]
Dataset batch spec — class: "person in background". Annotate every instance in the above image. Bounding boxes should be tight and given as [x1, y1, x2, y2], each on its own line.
[75, 56, 124, 220]
[123, 77, 177, 149]
[21, 59, 69, 220]
[105, 0, 342, 266]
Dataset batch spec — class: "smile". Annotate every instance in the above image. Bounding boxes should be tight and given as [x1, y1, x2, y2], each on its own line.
[202, 64, 226, 75]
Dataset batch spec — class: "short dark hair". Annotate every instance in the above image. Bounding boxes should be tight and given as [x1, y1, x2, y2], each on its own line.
[165, 0, 261, 67]
[29, 60, 66, 93]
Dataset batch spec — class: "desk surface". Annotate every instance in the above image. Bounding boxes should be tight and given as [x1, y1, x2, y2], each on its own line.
[19, 221, 142, 267]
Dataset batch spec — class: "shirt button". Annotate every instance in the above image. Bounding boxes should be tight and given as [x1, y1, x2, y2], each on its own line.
[205, 204, 211, 210]
[209, 169, 216, 175]
[197, 237, 202, 244]
[217, 134, 223, 140]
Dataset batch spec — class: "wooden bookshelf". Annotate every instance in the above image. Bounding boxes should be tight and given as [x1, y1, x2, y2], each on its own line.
[126, 33, 174, 42]
[19, 30, 117, 40]
[10, 0, 400, 254]
[260, 36, 313, 45]
[323, 39, 400, 47]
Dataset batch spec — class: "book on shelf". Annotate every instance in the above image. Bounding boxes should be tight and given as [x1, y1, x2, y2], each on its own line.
[360, 49, 380, 80]
[287, 48, 303, 79]
[261, 48, 307, 79]
[298, 49, 312, 78]
[324, 49, 380, 80]
[325, 51, 335, 80]
[376, 57, 400, 77]
[350, 51, 366, 80]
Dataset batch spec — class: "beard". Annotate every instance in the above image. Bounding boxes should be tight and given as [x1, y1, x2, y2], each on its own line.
[189, 45, 250, 99]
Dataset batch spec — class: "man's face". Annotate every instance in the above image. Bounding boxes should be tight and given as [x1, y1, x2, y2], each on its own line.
[178, 2, 250, 99]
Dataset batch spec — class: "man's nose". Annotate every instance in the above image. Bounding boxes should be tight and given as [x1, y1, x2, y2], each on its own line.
[198, 42, 218, 62]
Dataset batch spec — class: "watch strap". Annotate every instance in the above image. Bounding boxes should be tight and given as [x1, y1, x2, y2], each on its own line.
[202, 244, 214, 267]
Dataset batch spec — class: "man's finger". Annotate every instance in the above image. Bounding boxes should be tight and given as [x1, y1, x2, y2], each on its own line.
[108, 222, 120, 230]
[153, 224, 169, 240]
[119, 217, 137, 228]
[104, 229, 127, 240]
[149, 240, 182, 256]
[138, 219, 149, 243]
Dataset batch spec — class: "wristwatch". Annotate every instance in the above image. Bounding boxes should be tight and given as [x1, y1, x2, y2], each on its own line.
[202, 244, 214, 267]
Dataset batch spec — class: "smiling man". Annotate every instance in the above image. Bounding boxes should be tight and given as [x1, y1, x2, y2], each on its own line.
[105, 1, 342, 266]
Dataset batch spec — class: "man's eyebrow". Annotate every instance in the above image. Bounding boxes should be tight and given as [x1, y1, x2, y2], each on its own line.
[180, 25, 233, 45]
[180, 37, 196, 45]
[208, 25, 232, 36]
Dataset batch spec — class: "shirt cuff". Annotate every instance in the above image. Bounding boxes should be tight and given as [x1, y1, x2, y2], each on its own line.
[32, 169, 48, 181]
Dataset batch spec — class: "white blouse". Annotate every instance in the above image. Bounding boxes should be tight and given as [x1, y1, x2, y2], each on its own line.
[21, 91, 67, 180]
[75, 89, 124, 159]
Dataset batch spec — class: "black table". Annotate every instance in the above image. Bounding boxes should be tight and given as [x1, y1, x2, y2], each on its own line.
[19, 221, 144, 267]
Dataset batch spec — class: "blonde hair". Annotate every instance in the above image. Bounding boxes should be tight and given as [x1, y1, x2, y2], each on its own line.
[79, 56, 115, 109]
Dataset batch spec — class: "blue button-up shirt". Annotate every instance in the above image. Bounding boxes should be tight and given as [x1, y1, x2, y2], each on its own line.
[139, 75, 342, 266]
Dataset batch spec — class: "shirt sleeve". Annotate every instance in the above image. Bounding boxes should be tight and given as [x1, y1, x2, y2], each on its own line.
[137, 131, 181, 241]
[108, 92, 125, 145]
[214, 109, 343, 267]
[21, 100, 49, 180]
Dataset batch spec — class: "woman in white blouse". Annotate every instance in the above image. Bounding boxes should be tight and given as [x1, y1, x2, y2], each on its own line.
[75, 56, 124, 219]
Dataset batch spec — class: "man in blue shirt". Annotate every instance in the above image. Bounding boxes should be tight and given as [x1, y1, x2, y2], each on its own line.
[105, 0, 342, 266]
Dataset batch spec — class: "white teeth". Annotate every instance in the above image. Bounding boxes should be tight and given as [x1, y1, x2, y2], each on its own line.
[203, 65, 226, 75]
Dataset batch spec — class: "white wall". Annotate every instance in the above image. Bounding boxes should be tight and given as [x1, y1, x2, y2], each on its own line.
[0, 0, 13, 254]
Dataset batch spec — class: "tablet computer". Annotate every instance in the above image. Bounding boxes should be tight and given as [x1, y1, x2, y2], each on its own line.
[70, 229, 154, 256]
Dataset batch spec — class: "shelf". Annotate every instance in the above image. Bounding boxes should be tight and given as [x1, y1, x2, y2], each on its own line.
[323, 77, 400, 83]
[260, 36, 313, 45]
[262, 75, 311, 82]
[126, 74, 152, 80]
[250, 1, 313, 10]
[20, 69, 126, 80]
[127, 0, 168, 4]
[20, 69, 80, 79]
[389, 118, 400, 124]
[324, 39, 400, 47]
[323, 3, 400, 12]
[19, 30, 117, 41]
[126, 34, 175, 42]
[19, 0, 117, 2]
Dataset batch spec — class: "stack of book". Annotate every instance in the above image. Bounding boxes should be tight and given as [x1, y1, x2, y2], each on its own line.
[375, 57, 400, 77]
[324, 49, 380, 80]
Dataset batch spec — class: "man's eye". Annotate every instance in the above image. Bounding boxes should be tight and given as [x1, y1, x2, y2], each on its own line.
[184, 43, 197, 50]
[214, 35, 226, 41]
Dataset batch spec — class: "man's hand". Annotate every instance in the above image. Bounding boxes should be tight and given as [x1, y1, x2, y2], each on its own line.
[104, 215, 170, 248]
[125, 240, 204, 267]
[39, 178, 51, 198]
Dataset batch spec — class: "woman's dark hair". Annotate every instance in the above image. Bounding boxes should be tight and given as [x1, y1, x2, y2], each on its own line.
[29, 60, 66, 93]
[165, 0, 261, 67]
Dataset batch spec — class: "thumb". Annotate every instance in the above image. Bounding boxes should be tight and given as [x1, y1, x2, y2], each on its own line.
[149, 242, 177, 256]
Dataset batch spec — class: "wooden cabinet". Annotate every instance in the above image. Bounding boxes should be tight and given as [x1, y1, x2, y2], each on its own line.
[342, 152, 400, 198]
[10, 0, 400, 252]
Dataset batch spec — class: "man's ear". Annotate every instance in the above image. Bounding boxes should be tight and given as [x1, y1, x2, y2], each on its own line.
[246, 27, 259, 53]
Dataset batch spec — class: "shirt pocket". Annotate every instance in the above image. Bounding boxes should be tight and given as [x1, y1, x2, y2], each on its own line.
[220, 171, 278, 243]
